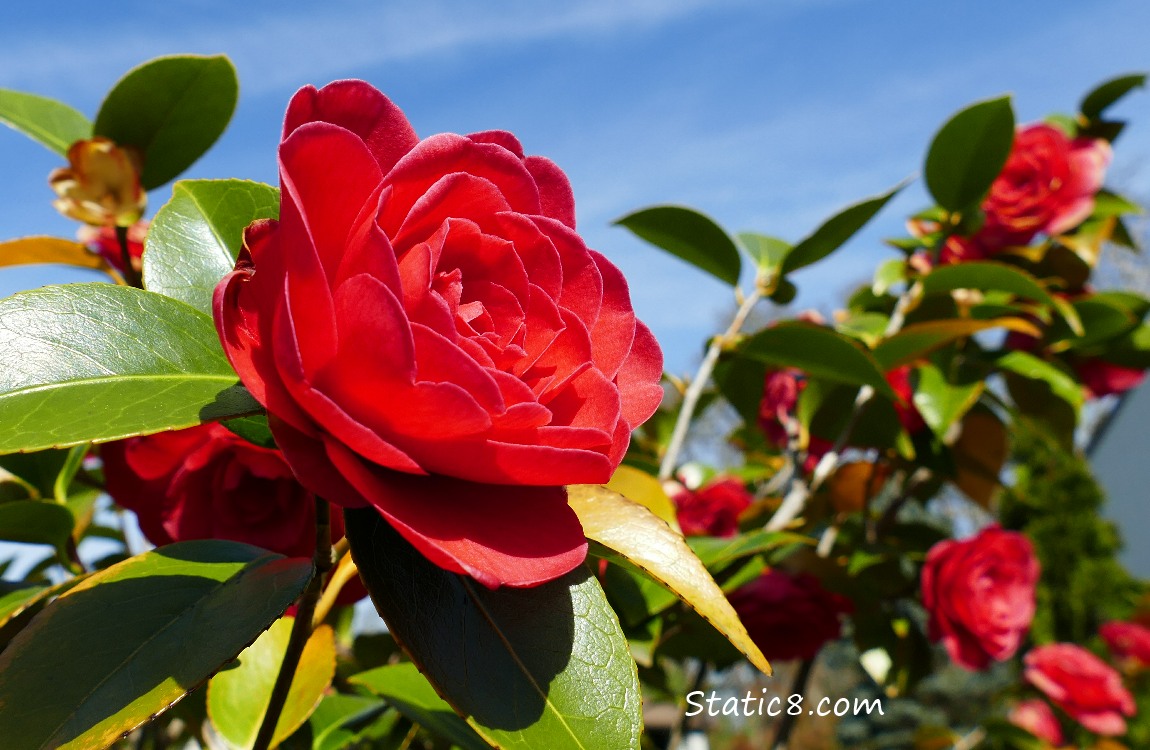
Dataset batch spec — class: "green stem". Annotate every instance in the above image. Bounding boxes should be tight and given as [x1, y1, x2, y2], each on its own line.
[770, 657, 815, 750]
[252, 498, 332, 750]
[115, 224, 143, 288]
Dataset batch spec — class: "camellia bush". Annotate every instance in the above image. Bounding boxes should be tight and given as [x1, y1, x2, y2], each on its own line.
[0, 53, 1146, 750]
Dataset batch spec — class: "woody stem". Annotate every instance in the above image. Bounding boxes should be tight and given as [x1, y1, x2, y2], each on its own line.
[115, 225, 142, 288]
[252, 498, 332, 750]
[659, 286, 763, 482]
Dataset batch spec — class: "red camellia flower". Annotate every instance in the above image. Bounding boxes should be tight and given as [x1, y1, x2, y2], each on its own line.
[214, 81, 663, 588]
[982, 123, 1111, 247]
[102, 423, 341, 560]
[758, 368, 832, 471]
[727, 569, 853, 661]
[1008, 699, 1064, 745]
[1024, 643, 1136, 736]
[672, 476, 753, 537]
[1075, 358, 1146, 399]
[885, 365, 927, 435]
[1101, 620, 1150, 669]
[920, 525, 1040, 670]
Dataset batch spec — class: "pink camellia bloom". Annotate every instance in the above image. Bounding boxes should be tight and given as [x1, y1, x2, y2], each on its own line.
[1008, 699, 1065, 745]
[982, 123, 1111, 245]
[672, 476, 753, 537]
[213, 80, 663, 588]
[727, 569, 853, 661]
[921, 525, 1040, 670]
[1101, 620, 1150, 669]
[78, 219, 148, 275]
[1024, 643, 1136, 736]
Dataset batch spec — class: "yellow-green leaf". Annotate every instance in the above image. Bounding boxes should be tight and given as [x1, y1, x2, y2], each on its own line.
[0, 237, 118, 279]
[208, 617, 336, 750]
[874, 317, 1041, 370]
[606, 465, 680, 530]
[567, 484, 771, 675]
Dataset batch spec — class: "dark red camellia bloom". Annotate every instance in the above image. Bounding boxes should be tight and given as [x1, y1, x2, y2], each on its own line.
[102, 423, 343, 559]
[1101, 620, 1150, 669]
[727, 569, 853, 661]
[920, 525, 1039, 670]
[78, 219, 147, 275]
[1075, 358, 1146, 399]
[672, 477, 752, 537]
[1024, 643, 1136, 736]
[214, 81, 664, 588]
[758, 368, 832, 471]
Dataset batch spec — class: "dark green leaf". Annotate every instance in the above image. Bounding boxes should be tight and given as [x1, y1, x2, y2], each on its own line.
[0, 501, 74, 555]
[739, 322, 894, 397]
[351, 664, 492, 750]
[0, 284, 260, 454]
[1053, 297, 1136, 349]
[614, 205, 741, 286]
[346, 508, 642, 750]
[924, 96, 1015, 211]
[144, 179, 280, 314]
[0, 541, 313, 750]
[919, 261, 1060, 308]
[780, 184, 903, 274]
[995, 350, 1082, 411]
[94, 55, 239, 190]
[873, 317, 1040, 370]
[0, 585, 49, 627]
[223, 414, 276, 449]
[0, 90, 92, 155]
[1080, 73, 1147, 120]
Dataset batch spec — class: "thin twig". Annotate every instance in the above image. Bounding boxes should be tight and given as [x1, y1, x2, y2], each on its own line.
[252, 498, 332, 750]
[658, 286, 763, 481]
[770, 658, 815, 750]
[312, 550, 359, 628]
[115, 225, 142, 288]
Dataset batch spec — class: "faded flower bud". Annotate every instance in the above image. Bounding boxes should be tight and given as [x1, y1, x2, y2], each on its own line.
[49, 137, 145, 226]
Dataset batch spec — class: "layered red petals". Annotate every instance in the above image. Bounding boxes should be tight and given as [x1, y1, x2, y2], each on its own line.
[215, 80, 663, 587]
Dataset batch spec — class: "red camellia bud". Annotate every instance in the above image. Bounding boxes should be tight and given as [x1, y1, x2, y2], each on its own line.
[102, 423, 344, 561]
[671, 476, 753, 537]
[1100, 620, 1150, 670]
[49, 137, 146, 227]
[727, 569, 853, 661]
[213, 81, 664, 588]
[1008, 699, 1064, 745]
[1075, 358, 1146, 399]
[1024, 643, 1136, 736]
[920, 525, 1040, 670]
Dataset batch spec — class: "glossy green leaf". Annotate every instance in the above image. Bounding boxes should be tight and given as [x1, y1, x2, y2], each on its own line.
[0, 578, 84, 651]
[0, 541, 313, 750]
[919, 261, 1064, 312]
[208, 618, 336, 750]
[0, 500, 74, 555]
[912, 362, 984, 439]
[567, 484, 771, 675]
[739, 322, 894, 397]
[345, 508, 641, 750]
[737, 232, 790, 272]
[614, 205, 741, 286]
[924, 96, 1015, 211]
[288, 693, 389, 750]
[780, 183, 903, 275]
[687, 530, 812, 571]
[0, 284, 260, 454]
[350, 664, 492, 750]
[0, 90, 92, 155]
[995, 350, 1083, 411]
[873, 258, 907, 295]
[223, 413, 276, 449]
[0, 585, 49, 627]
[873, 317, 1040, 370]
[94, 55, 239, 189]
[1080, 73, 1147, 120]
[1060, 297, 1137, 349]
[144, 179, 280, 314]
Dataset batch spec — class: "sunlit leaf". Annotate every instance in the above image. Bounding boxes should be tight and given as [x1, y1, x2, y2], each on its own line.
[208, 617, 336, 750]
[606, 465, 679, 530]
[614, 205, 742, 286]
[874, 317, 1040, 370]
[144, 179, 280, 314]
[0, 284, 260, 454]
[994, 351, 1083, 411]
[567, 484, 771, 675]
[912, 362, 984, 439]
[0, 90, 91, 155]
[0, 237, 118, 279]
[739, 322, 894, 397]
[0, 541, 313, 750]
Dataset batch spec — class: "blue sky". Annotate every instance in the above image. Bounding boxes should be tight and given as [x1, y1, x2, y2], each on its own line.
[1, 0, 1147, 374]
